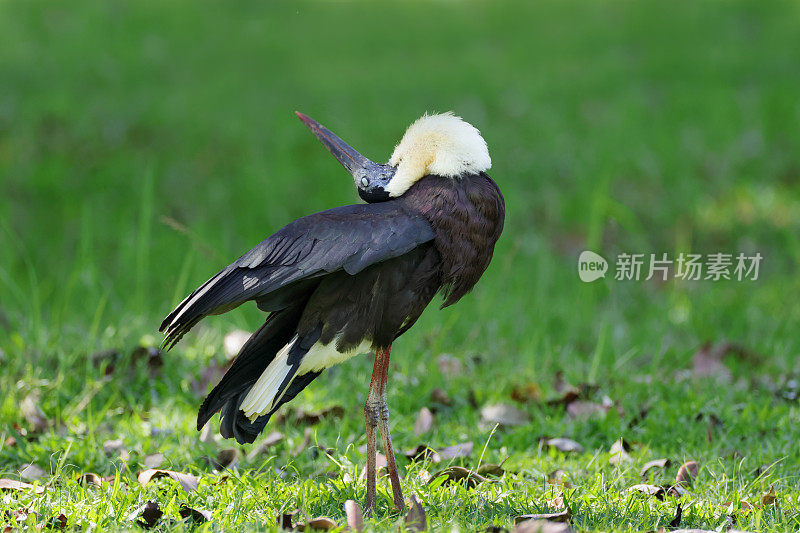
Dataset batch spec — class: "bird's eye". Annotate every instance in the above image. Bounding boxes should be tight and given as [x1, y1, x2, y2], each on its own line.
[360, 177, 369, 187]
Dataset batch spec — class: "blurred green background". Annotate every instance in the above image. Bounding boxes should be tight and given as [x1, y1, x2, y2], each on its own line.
[3, 0, 799, 370]
[1, 0, 800, 529]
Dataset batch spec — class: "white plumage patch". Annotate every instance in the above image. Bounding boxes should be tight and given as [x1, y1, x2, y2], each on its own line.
[240, 336, 297, 420]
[385, 112, 491, 197]
[240, 337, 372, 421]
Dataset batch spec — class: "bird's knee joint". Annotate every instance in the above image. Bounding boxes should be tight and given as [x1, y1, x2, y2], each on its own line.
[364, 402, 380, 427]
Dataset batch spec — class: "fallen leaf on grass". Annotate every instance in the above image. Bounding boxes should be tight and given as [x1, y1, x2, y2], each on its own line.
[429, 466, 487, 488]
[436, 354, 463, 377]
[438, 442, 473, 460]
[691, 341, 758, 380]
[404, 445, 440, 463]
[78, 473, 102, 487]
[292, 406, 345, 426]
[18, 463, 47, 481]
[212, 448, 239, 470]
[515, 508, 571, 524]
[343, 500, 363, 532]
[247, 431, 285, 460]
[513, 520, 575, 533]
[144, 453, 164, 469]
[542, 438, 584, 454]
[566, 401, 609, 419]
[102, 439, 129, 461]
[429, 388, 451, 406]
[414, 407, 434, 436]
[3, 436, 16, 448]
[761, 485, 777, 507]
[20, 393, 49, 434]
[547, 470, 572, 488]
[676, 461, 699, 485]
[481, 404, 529, 427]
[511, 383, 542, 403]
[476, 464, 506, 477]
[293, 517, 337, 531]
[624, 484, 665, 500]
[0, 479, 44, 493]
[131, 346, 164, 376]
[404, 495, 426, 532]
[46, 513, 67, 529]
[128, 501, 163, 529]
[640, 458, 671, 478]
[137, 469, 199, 493]
[179, 504, 212, 523]
[608, 438, 632, 465]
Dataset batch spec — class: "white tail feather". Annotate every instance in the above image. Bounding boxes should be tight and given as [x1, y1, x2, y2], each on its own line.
[240, 336, 297, 421]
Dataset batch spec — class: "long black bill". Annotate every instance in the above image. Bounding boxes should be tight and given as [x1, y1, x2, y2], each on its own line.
[295, 111, 395, 203]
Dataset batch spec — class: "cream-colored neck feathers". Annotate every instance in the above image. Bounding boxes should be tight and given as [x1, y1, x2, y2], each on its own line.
[385, 112, 491, 197]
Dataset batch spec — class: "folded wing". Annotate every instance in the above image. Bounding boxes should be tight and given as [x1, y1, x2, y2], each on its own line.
[159, 201, 435, 349]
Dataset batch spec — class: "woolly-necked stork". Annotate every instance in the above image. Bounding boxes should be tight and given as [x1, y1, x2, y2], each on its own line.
[160, 112, 504, 511]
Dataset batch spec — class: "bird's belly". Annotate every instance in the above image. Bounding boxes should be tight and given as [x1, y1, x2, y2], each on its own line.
[298, 338, 373, 374]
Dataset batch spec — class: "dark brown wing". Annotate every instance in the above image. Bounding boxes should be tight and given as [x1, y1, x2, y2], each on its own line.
[159, 201, 435, 349]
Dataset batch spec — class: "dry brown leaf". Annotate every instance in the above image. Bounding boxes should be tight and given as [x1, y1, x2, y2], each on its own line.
[20, 393, 49, 433]
[566, 401, 607, 419]
[481, 404, 530, 427]
[137, 469, 199, 493]
[144, 453, 164, 469]
[213, 448, 239, 470]
[511, 383, 542, 403]
[404, 444, 440, 463]
[78, 472, 102, 487]
[547, 469, 572, 488]
[761, 485, 777, 507]
[476, 464, 505, 477]
[18, 463, 47, 481]
[640, 458, 671, 477]
[179, 504, 212, 523]
[429, 388, 451, 406]
[247, 431, 285, 460]
[609, 438, 632, 465]
[691, 341, 758, 380]
[438, 441, 473, 460]
[429, 466, 487, 489]
[127, 501, 163, 529]
[436, 354, 463, 377]
[343, 500, 363, 532]
[543, 438, 584, 454]
[676, 461, 699, 485]
[414, 407, 434, 436]
[606, 439, 631, 465]
[515, 507, 572, 524]
[513, 520, 575, 533]
[297, 517, 337, 530]
[293, 406, 345, 426]
[3, 436, 17, 448]
[0, 479, 44, 493]
[624, 484, 665, 500]
[404, 495, 427, 532]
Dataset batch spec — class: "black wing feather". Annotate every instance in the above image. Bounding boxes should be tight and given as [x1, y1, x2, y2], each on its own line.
[160, 201, 434, 348]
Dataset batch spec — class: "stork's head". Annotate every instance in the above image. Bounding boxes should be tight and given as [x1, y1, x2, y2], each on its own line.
[296, 111, 491, 203]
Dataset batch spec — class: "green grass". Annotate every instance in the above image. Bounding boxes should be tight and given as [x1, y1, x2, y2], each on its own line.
[2, 0, 800, 530]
